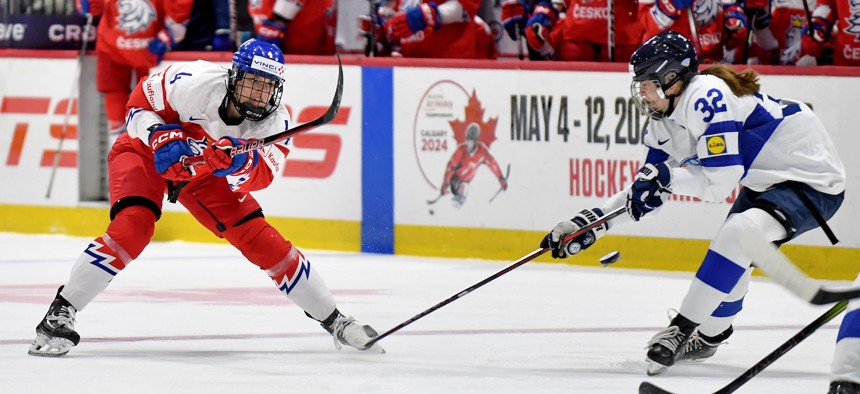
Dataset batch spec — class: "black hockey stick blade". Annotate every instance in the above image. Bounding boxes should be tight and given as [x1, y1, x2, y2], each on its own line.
[639, 300, 848, 394]
[426, 193, 444, 205]
[183, 55, 343, 167]
[363, 206, 627, 349]
[739, 227, 860, 304]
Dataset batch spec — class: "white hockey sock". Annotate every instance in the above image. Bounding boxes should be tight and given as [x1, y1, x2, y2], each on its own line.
[61, 235, 132, 311]
[267, 247, 337, 321]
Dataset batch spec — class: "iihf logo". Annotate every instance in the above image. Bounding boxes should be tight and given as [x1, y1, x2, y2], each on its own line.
[116, 0, 157, 35]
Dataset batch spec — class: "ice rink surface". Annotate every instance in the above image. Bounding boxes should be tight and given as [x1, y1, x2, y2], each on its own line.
[0, 233, 847, 393]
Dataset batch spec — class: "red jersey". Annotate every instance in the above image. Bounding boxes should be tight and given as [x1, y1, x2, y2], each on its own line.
[561, 0, 641, 46]
[92, 0, 193, 69]
[249, 0, 337, 55]
[638, 0, 726, 62]
[394, 0, 495, 59]
[766, 0, 815, 64]
[443, 143, 504, 187]
[809, 0, 860, 66]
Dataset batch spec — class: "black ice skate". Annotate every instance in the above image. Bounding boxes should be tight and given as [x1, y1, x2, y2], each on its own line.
[676, 326, 732, 362]
[318, 309, 385, 353]
[829, 380, 860, 394]
[28, 286, 80, 357]
[645, 313, 697, 375]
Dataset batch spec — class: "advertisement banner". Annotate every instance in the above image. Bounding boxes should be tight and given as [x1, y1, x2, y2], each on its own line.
[1, 15, 96, 50]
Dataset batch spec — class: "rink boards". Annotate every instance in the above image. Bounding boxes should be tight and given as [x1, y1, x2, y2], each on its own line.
[0, 52, 858, 279]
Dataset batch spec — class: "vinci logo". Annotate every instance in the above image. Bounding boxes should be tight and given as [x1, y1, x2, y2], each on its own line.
[2, 96, 78, 168]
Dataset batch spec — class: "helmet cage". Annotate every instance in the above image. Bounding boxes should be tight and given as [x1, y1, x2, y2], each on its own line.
[228, 67, 283, 122]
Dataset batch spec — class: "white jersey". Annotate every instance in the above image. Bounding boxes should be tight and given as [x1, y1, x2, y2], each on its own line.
[126, 60, 292, 191]
[642, 74, 845, 202]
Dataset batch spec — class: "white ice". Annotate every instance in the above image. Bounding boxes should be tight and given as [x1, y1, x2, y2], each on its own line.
[0, 233, 847, 393]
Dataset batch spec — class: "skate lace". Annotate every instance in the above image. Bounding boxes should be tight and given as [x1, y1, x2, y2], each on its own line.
[47, 304, 76, 329]
[645, 326, 684, 352]
[330, 315, 356, 350]
[685, 331, 726, 352]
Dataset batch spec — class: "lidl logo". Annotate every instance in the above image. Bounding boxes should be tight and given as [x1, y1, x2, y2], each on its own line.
[706, 135, 727, 155]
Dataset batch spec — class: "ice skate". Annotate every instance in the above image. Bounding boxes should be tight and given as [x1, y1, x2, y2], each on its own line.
[645, 313, 697, 375]
[676, 326, 732, 362]
[28, 286, 80, 357]
[320, 310, 385, 353]
[829, 381, 860, 394]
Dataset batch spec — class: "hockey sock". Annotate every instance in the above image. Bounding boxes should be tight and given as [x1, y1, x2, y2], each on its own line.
[61, 206, 155, 310]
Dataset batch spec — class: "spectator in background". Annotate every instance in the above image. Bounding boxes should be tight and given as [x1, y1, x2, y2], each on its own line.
[511, 0, 643, 62]
[249, 0, 337, 55]
[796, 0, 858, 66]
[172, 0, 234, 51]
[636, 0, 749, 64]
[76, 0, 193, 135]
[360, 0, 496, 59]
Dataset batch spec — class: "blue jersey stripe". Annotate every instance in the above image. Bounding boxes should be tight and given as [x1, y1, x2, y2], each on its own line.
[695, 250, 747, 293]
[837, 308, 860, 341]
[711, 297, 745, 317]
[645, 147, 669, 164]
[703, 120, 743, 135]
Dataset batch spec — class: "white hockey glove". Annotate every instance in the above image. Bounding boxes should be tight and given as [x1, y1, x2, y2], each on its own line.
[540, 208, 609, 259]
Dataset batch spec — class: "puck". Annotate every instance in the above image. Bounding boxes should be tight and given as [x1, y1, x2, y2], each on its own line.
[599, 251, 621, 267]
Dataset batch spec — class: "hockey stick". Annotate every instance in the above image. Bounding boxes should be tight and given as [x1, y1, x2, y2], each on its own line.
[47, 13, 93, 199]
[607, 0, 615, 62]
[363, 206, 627, 349]
[489, 164, 511, 203]
[686, 8, 703, 61]
[738, 227, 860, 304]
[229, 0, 238, 50]
[427, 193, 444, 205]
[516, 24, 524, 60]
[639, 300, 848, 394]
[365, 0, 377, 57]
[182, 55, 343, 168]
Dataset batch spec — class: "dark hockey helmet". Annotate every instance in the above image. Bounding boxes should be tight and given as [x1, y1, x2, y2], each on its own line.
[629, 31, 699, 119]
[228, 39, 285, 121]
[466, 123, 480, 141]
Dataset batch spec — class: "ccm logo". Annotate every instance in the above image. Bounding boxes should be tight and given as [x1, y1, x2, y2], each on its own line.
[284, 105, 351, 179]
[149, 130, 183, 148]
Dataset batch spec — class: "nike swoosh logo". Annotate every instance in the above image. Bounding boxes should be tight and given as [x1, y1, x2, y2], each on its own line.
[189, 116, 205, 122]
[657, 138, 670, 145]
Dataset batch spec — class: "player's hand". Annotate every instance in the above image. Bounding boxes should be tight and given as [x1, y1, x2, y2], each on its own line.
[75, 0, 103, 16]
[387, 2, 441, 40]
[203, 136, 259, 177]
[524, 2, 558, 56]
[256, 19, 287, 47]
[149, 124, 201, 181]
[655, 0, 693, 20]
[359, 14, 389, 47]
[147, 29, 174, 65]
[800, 16, 832, 60]
[723, 4, 749, 50]
[501, 0, 528, 40]
[627, 162, 672, 221]
[540, 209, 608, 259]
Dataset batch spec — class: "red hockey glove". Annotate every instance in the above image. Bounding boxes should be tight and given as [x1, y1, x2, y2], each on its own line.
[723, 4, 749, 51]
[524, 2, 558, 56]
[256, 19, 287, 47]
[501, 0, 528, 40]
[203, 136, 259, 177]
[655, 0, 693, 21]
[387, 2, 441, 40]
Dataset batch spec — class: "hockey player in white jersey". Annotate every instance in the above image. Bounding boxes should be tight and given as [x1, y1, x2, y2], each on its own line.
[830, 274, 860, 394]
[28, 39, 382, 357]
[539, 30, 846, 376]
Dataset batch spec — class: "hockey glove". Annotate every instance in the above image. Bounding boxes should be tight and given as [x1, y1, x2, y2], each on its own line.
[524, 2, 559, 58]
[256, 19, 288, 47]
[212, 29, 233, 51]
[147, 29, 174, 65]
[540, 208, 609, 259]
[654, 0, 693, 21]
[388, 2, 441, 40]
[627, 162, 672, 221]
[501, 0, 528, 40]
[75, 0, 103, 16]
[742, 0, 772, 29]
[149, 124, 200, 181]
[203, 136, 259, 177]
[723, 4, 749, 51]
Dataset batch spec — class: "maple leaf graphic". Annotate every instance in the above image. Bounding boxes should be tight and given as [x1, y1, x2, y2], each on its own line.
[449, 89, 498, 148]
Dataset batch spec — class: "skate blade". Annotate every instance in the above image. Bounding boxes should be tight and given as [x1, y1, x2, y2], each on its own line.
[28, 333, 74, 357]
[361, 343, 386, 354]
[646, 360, 669, 376]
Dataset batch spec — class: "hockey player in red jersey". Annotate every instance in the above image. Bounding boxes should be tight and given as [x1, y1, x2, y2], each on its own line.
[637, 0, 749, 63]
[797, 0, 859, 66]
[250, 0, 337, 55]
[28, 40, 382, 357]
[359, 0, 496, 59]
[439, 123, 507, 206]
[76, 0, 193, 135]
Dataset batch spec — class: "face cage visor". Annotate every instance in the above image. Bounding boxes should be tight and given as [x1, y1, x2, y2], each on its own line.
[231, 70, 284, 122]
[630, 78, 669, 120]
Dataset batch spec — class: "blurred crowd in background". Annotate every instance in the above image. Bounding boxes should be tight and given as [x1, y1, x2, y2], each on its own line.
[1, 0, 856, 66]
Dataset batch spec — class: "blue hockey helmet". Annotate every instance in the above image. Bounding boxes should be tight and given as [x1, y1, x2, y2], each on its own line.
[629, 31, 699, 119]
[227, 39, 285, 121]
